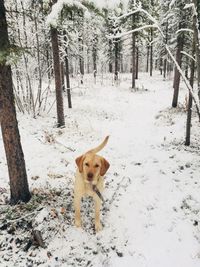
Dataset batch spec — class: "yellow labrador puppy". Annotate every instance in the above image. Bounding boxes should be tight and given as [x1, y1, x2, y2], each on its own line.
[74, 136, 110, 232]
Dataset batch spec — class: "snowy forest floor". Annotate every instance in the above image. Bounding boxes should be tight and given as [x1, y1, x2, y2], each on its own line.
[0, 72, 200, 267]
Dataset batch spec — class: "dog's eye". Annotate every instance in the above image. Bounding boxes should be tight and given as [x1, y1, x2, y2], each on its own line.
[94, 164, 99, 168]
[85, 163, 89, 167]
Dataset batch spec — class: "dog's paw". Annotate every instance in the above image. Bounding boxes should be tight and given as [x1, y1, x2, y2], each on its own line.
[95, 221, 102, 232]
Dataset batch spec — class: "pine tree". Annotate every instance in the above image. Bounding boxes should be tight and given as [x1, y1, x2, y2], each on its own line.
[0, 0, 31, 204]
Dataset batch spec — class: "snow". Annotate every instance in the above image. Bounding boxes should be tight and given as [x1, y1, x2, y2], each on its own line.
[176, 28, 194, 34]
[108, 24, 158, 39]
[0, 72, 200, 266]
[184, 3, 195, 10]
[165, 44, 200, 113]
[169, 0, 176, 9]
[180, 51, 196, 62]
[46, 0, 87, 27]
[87, 0, 129, 10]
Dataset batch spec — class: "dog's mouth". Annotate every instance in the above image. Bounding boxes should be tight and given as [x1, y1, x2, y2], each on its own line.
[84, 179, 97, 185]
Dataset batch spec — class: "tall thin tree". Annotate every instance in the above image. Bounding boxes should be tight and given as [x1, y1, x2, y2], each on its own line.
[0, 0, 31, 204]
[131, 12, 136, 88]
[50, 25, 65, 127]
[185, 37, 195, 146]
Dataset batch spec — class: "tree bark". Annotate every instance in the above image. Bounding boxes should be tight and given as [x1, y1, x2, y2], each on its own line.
[172, 24, 184, 107]
[163, 20, 168, 79]
[132, 13, 136, 89]
[193, 0, 200, 102]
[108, 40, 113, 73]
[64, 46, 72, 109]
[146, 45, 149, 73]
[0, 0, 31, 204]
[114, 40, 119, 80]
[60, 61, 65, 91]
[34, 11, 42, 110]
[50, 26, 65, 127]
[92, 35, 97, 73]
[78, 36, 84, 76]
[150, 28, 153, 77]
[185, 38, 195, 146]
[62, 31, 72, 108]
[135, 47, 139, 79]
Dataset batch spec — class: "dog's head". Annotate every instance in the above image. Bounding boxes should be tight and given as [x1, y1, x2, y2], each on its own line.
[75, 152, 110, 185]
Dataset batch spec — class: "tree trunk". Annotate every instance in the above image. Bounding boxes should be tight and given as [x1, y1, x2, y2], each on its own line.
[163, 58, 167, 79]
[34, 12, 42, 110]
[193, 0, 200, 102]
[150, 28, 153, 77]
[135, 47, 139, 79]
[185, 38, 195, 146]
[60, 61, 65, 91]
[93, 47, 97, 72]
[78, 36, 84, 76]
[50, 26, 65, 127]
[46, 48, 51, 82]
[92, 35, 97, 73]
[63, 31, 72, 108]
[163, 20, 168, 79]
[172, 25, 184, 108]
[146, 46, 149, 73]
[108, 40, 113, 73]
[114, 40, 119, 80]
[0, 0, 31, 204]
[64, 46, 72, 108]
[132, 13, 136, 89]
[159, 58, 163, 75]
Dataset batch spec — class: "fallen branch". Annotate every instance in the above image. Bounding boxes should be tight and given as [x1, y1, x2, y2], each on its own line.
[55, 139, 75, 152]
[0, 207, 43, 223]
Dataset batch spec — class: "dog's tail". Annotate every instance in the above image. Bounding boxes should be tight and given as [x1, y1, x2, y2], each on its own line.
[87, 136, 109, 154]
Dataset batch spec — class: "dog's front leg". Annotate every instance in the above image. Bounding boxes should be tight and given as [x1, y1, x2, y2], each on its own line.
[94, 198, 102, 232]
[74, 196, 82, 228]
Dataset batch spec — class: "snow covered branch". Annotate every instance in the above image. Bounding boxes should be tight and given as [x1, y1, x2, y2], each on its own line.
[107, 24, 158, 39]
[180, 51, 196, 62]
[176, 28, 194, 35]
[46, 0, 87, 27]
[166, 44, 200, 117]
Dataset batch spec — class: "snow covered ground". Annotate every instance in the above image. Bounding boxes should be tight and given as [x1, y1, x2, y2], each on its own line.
[0, 72, 200, 267]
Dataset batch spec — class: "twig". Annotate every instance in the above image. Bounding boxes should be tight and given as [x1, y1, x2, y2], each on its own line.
[47, 99, 56, 114]
[35, 136, 75, 152]
[0, 208, 43, 223]
[55, 140, 75, 152]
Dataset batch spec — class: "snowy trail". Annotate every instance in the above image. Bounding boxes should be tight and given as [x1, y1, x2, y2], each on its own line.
[69, 73, 200, 267]
[0, 73, 200, 267]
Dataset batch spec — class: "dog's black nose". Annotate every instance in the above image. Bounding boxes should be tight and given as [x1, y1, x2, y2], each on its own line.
[87, 172, 94, 181]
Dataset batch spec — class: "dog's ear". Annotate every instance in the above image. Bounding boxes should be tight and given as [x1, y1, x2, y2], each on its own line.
[75, 155, 85, 173]
[100, 157, 110, 176]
